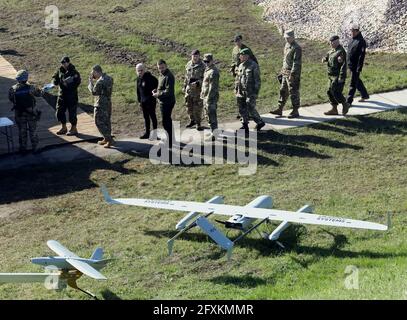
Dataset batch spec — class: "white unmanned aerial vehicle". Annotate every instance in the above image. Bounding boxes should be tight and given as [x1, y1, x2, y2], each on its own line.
[0, 240, 110, 299]
[102, 186, 389, 260]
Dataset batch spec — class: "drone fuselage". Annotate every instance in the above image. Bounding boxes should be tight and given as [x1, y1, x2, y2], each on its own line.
[30, 257, 107, 271]
[224, 195, 273, 231]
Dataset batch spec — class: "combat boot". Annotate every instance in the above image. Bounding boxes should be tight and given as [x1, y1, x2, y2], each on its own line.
[98, 138, 107, 145]
[287, 109, 300, 119]
[239, 123, 249, 134]
[56, 124, 68, 135]
[255, 121, 266, 131]
[66, 125, 78, 136]
[342, 102, 351, 116]
[270, 107, 283, 116]
[186, 120, 196, 128]
[140, 132, 150, 139]
[324, 105, 339, 115]
[196, 124, 204, 131]
[104, 138, 115, 148]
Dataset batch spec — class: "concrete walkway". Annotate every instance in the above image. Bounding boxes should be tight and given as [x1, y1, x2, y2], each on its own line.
[0, 54, 406, 171]
[0, 55, 100, 156]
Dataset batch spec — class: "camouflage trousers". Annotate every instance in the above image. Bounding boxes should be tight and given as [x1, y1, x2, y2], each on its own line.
[185, 94, 203, 124]
[15, 112, 39, 150]
[278, 75, 301, 110]
[94, 104, 112, 139]
[327, 77, 346, 106]
[237, 95, 263, 125]
[203, 98, 218, 131]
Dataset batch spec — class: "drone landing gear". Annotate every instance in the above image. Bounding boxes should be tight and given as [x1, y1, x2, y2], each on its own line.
[67, 279, 98, 300]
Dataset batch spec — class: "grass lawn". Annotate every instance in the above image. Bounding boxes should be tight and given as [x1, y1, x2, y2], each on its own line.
[0, 0, 406, 300]
[0, 107, 406, 299]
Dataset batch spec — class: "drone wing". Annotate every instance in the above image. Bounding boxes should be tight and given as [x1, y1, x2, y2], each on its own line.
[0, 273, 59, 284]
[102, 187, 387, 231]
[65, 259, 107, 280]
[47, 240, 79, 258]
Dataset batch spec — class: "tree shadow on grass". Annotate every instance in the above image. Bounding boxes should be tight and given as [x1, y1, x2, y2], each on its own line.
[0, 157, 138, 204]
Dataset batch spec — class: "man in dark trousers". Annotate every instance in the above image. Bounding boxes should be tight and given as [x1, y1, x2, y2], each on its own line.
[52, 56, 81, 135]
[152, 59, 176, 149]
[136, 63, 158, 139]
[347, 23, 370, 106]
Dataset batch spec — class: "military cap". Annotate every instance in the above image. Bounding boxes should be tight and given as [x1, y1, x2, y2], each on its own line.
[351, 23, 360, 30]
[15, 70, 29, 82]
[191, 49, 200, 55]
[60, 56, 70, 63]
[239, 48, 250, 55]
[232, 34, 243, 42]
[203, 53, 214, 62]
[284, 30, 295, 38]
[329, 35, 340, 42]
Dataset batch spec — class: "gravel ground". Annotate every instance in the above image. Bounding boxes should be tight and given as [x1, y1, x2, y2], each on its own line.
[257, 0, 407, 52]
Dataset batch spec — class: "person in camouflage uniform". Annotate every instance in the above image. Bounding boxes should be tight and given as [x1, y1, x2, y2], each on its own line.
[235, 48, 265, 132]
[270, 30, 302, 118]
[230, 34, 258, 120]
[52, 56, 81, 135]
[322, 35, 350, 115]
[230, 34, 258, 78]
[183, 49, 205, 130]
[88, 65, 114, 148]
[8, 70, 43, 154]
[200, 53, 220, 141]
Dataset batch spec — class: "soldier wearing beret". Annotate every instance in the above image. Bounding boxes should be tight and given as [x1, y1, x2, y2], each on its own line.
[270, 30, 302, 118]
[235, 48, 265, 132]
[230, 34, 258, 120]
[323, 35, 350, 115]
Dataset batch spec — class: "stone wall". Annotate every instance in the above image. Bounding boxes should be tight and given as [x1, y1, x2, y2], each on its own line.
[258, 0, 407, 52]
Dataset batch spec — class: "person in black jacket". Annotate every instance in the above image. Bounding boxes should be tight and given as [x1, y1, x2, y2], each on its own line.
[152, 59, 176, 149]
[347, 24, 370, 106]
[136, 63, 158, 139]
[52, 56, 81, 135]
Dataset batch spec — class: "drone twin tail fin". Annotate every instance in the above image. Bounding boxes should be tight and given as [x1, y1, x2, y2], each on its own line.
[90, 248, 104, 261]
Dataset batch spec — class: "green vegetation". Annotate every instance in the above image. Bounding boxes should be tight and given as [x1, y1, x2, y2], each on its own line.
[0, 108, 406, 299]
[0, 0, 406, 300]
[1, 0, 407, 135]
